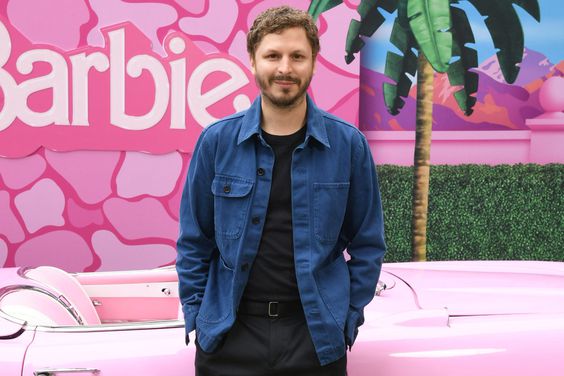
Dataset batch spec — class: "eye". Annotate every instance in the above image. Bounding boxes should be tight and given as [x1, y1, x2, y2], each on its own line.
[292, 54, 306, 61]
[265, 53, 279, 60]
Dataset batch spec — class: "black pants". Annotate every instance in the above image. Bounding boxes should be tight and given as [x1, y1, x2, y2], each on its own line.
[195, 311, 347, 376]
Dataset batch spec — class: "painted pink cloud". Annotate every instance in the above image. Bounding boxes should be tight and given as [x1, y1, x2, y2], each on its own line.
[0, 238, 8, 267]
[6, 0, 90, 50]
[0, 154, 46, 190]
[88, 0, 177, 55]
[45, 150, 120, 205]
[14, 179, 65, 233]
[67, 198, 105, 228]
[91, 230, 176, 271]
[116, 152, 183, 198]
[179, 0, 238, 44]
[0, 191, 25, 243]
[103, 197, 178, 240]
[15, 230, 93, 272]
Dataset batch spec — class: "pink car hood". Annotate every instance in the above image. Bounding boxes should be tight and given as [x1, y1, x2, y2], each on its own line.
[383, 261, 564, 316]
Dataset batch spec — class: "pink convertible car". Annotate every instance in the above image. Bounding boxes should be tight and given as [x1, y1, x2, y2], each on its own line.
[1, 261, 564, 375]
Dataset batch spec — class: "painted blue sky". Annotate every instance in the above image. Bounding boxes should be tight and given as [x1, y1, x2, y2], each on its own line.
[361, 0, 564, 72]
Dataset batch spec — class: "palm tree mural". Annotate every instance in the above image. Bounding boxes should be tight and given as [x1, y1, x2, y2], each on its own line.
[309, 0, 540, 261]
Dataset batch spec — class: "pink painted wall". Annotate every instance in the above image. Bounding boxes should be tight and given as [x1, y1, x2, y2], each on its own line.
[2, 1, 562, 272]
[0, 0, 361, 271]
[367, 77, 564, 166]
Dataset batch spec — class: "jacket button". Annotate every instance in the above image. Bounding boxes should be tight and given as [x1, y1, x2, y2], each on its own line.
[223, 185, 231, 193]
[241, 263, 249, 272]
[252, 216, 260, 225]
[257, 168, 265, 176]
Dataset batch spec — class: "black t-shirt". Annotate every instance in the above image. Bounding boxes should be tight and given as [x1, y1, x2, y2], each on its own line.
[242, 125, 307, 302]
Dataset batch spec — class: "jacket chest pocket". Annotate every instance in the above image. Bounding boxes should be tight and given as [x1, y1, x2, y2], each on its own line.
[212, 175, 254, 239]
[313, 182, 350, 243]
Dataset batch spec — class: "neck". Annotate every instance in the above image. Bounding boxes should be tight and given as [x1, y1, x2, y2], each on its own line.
[260, 95, 307, 135]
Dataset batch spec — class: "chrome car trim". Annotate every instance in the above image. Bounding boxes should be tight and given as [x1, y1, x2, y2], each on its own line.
[376, 281, 387, 296]
[33, 319, 184, 333]
[34, 367, 100, 375]
[0, 285, 84, 325]
[0, 309, 27, 326]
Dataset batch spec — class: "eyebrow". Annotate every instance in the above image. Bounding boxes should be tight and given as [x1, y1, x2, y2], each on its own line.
[260, 48, 308, 55]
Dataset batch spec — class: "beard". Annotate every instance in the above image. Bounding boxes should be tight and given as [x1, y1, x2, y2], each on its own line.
[255, 73, 313, 109]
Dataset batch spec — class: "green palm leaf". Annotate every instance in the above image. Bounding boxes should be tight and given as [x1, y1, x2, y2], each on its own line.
[407, 0, 452, 72]
[308, 0, 344, 21]
[345, 0, 397, 63]
[447, 3, 478, 115]
[512, 0, 541, 22]
[467, 0, 529, 84]
[383, 17, 418, 115]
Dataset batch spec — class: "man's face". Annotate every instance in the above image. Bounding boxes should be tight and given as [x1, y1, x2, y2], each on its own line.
[250, 27, 315, 109]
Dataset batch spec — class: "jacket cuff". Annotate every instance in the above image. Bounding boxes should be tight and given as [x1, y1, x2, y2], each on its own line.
[182, 303, 200, 345]
[344, 309, 364, 350]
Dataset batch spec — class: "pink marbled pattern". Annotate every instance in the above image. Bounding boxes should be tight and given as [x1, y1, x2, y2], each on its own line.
[6, 0, 89, 51]
[0, 154, 46, 190]
[173, 0, 207, 15]
[0, 191, 24, 243]
[116, 152, 183, 198]
[228, 30, 250, 66]
[0, 239, 7, 267]
[67, 198, 105, 228]
[92, 230, 176, 271]
[14, 179, 65, 233]
[87, 0, 177, 55]
[103, 197, 178, 241]
[0, 0, 358, 271]
[15, 230, 93, 271]
[44, 150, 120, 205]
[317, 5, 360, 75]
[167, 165, 188, 221]
[179, 0, 239, 44]
[311, 58, 359, 124]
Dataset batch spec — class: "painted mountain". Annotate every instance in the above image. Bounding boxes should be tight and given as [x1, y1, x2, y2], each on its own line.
[359, 48, 564, 131]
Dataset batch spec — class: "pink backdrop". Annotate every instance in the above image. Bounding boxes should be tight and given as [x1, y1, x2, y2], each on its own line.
[0, 0, 360, 271]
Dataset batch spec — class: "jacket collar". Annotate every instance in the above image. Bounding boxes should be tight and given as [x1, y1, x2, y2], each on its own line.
[237, 94, 330, 148]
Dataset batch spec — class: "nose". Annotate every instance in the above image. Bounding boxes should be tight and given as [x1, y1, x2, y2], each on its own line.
[277, 56, 292, 75]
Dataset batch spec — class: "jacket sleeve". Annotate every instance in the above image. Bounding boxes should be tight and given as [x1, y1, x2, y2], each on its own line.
[343, 132, 386, 348]
[176, 128, 217, 343]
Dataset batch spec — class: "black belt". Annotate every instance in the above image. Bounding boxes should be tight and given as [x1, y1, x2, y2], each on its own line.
[238, 300, 303, 318]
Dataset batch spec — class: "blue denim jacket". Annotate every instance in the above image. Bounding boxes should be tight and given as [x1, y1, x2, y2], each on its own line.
[176, 95, 386, 366]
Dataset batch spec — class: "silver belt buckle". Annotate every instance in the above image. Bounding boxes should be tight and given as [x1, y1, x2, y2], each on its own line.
[268, 301, 279, 317]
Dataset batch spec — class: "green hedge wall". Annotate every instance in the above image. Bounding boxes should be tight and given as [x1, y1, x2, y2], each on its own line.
[377, 164, 564, 262]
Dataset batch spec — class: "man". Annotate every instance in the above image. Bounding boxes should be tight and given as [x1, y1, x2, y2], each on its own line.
[176, 6, 386, 375]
